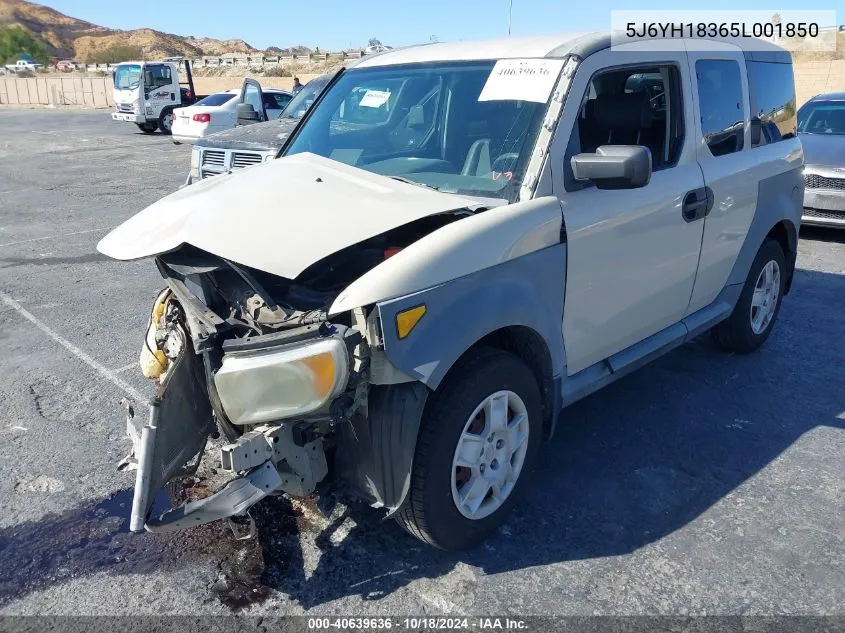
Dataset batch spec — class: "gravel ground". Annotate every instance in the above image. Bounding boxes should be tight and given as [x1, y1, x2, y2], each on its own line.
[0, 108, 843, 618]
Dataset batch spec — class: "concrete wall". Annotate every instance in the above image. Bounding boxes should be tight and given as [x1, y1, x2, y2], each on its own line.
[2, 63, 844, 108]
[0, 74, 321, 106]
[0, 75, 114, 107]
[794, 60, 845, 104]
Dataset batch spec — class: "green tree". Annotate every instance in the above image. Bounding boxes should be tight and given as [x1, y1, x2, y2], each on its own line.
[85, 44, 145, 64]
[0, 26, 49, 65]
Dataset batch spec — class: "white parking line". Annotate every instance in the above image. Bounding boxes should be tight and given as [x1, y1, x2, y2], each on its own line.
[0, 226, 113, 249]
[0, 290, 146, 403]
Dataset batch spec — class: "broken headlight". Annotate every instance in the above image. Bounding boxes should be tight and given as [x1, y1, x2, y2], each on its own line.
[214, 337, 349, 425]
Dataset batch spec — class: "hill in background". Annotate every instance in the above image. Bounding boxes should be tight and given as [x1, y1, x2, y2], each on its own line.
[0, 0, 312, 61]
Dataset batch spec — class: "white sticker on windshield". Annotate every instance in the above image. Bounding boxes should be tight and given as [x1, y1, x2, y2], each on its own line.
[478, 59, 565, 103]
[359, 89, 391, 108]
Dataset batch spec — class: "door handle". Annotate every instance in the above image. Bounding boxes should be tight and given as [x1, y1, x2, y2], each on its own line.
[682, 187, 713, 223]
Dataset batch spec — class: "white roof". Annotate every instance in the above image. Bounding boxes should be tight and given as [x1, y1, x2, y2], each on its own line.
[354, 31, 791, 68]
[357, 33, 587, 67]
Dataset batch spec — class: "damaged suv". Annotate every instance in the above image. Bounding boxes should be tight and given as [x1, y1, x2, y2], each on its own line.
[98, 33, 802, 550]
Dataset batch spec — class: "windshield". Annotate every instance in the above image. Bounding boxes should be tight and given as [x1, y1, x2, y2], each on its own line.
[798, 101, 845, 135]
[284, 61, 556, 201]
[114, 64, 141, 91]
[195, 93, 236, 107]
[281, 74, 332, 119]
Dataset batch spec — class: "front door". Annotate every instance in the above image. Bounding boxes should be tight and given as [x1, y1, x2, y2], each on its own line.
[143, 64, 177, 111]
[239, 78, 267, 123]
[549, 49, 707, 375]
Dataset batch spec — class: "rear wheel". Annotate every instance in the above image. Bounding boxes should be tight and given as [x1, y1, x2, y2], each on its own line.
[136, 122, 157, 134]
[712, 238, 786, 353]
[395, 349, 542, 550]
[158, 108, 174, 135]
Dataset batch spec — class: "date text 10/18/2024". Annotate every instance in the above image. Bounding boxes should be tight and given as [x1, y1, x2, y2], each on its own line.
[307, 617, 528, 630]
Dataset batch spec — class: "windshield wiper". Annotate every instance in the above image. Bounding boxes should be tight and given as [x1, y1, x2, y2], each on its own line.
[388, 176, 439, 191]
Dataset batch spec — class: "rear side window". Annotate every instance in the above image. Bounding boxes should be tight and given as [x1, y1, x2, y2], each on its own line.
[195, 93, 235, 107]
[695, 60, 744, 157]
[746, 61, 797, 147]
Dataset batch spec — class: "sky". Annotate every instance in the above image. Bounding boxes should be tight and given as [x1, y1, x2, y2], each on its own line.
[43, 0, 840, 51]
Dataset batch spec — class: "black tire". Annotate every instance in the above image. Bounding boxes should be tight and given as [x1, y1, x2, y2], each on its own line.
[395, 348, 542, 550]
[712, 238, 786, 353]
[158, 108, 174, 135]
[136, 122, 157, 134]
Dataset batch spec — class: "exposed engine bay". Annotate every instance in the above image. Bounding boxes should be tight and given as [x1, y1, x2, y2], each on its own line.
[121, 211, 465, 534]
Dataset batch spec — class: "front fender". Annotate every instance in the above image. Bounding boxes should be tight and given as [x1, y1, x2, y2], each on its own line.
[376, 244, 567, 390]
[329, 196, 564, 316]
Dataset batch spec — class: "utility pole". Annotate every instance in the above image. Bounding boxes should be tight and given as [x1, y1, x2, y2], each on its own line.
[508, 0, 513, 35]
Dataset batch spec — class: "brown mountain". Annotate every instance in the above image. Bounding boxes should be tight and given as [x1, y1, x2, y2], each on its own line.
[0, 0, 262, 60]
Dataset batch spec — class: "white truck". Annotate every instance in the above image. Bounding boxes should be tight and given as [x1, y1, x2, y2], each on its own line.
[4, 59, 42, 73]
[111, 59, 203, 134]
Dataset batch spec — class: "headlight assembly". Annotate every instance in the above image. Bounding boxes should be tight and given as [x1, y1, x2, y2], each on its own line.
[214, 337, 349, 425]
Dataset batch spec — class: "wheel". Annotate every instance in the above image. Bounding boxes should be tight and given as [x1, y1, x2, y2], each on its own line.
[712, 238, 786, 353]
[395, 348, 542, 550]
[158, 109, 174, 135]
[136, 122, 157, 134]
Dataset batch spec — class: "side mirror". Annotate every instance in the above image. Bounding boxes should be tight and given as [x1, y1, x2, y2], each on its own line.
[236, 103, 261, 126]
[571, 145, 652, 190]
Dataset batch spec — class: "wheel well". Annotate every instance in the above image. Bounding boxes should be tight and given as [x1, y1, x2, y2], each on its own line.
[457, 326, 555, 435]
[766, 220, 797, 294]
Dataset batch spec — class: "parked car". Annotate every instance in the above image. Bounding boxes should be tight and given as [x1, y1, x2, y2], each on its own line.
[364, 44, 392, 54]
[186, 73, 334, 183]
[54, 60, 76, 72]
[798, 92, 845, 228]
[98, 33, 802, 551]
[172, 83, 292, 144]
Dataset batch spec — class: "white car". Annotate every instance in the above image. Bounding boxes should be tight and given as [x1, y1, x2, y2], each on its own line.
[171, 86, 293, 144]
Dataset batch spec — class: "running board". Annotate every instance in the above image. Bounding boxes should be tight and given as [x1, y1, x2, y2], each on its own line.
[561, 290, 740, 407]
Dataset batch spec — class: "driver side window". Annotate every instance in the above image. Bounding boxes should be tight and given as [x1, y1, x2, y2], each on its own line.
[144, 65, 172, 90]
[565, 64, 684, 191]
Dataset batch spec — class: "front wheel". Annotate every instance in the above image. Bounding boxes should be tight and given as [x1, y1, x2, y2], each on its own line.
[712, 238, 786, 353]
[395, 349, 542, 550]
[158, 109, 174, 135]
[136, 122, 157, 134]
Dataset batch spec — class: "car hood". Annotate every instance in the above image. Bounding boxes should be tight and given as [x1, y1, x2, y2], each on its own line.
[97, 152, 488, 279]
[196, 117, 300, 151]
[799, 133, 845, 168]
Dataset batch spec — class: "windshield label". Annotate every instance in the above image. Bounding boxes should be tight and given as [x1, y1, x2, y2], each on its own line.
[478, 59, 564, 103]
[359, 89, 392, 108]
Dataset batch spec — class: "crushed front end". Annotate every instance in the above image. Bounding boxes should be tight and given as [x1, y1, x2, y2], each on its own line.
[120, 245, 369, 534]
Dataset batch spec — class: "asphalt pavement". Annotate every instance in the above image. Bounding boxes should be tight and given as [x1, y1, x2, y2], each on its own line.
[0, 108, 843, 617]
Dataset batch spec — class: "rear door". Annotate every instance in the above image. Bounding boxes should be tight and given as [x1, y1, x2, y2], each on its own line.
[550, 48, 707, 375]
[683, 46, 756, 313]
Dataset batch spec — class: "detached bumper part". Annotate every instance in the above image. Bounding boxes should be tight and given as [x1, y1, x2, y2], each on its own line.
[145, 461, 282, 532]
[123, 339, 214, 532]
